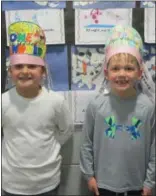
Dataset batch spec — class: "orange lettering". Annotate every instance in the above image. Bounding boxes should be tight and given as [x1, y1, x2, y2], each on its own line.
[26, 33, 32, 42]
[18, 44, 26, 53]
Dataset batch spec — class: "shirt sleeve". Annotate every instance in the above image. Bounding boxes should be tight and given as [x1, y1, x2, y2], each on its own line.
[144, 108, 156, 189]
[55, 98, 74, 145]
[79, 101, 95, 181]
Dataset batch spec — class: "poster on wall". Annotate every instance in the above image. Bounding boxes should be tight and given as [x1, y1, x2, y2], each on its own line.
[71, 91, 96, 124]
[2, 1, 66, 10]
[73, 1, 135, 9]
[71, 46, 106, 91]
[140, 1, 155, 8]
[5, 46, 69, 91]
[144, 44, 156, 82]
[144, 8, 155, 43]
[5, 9, 65, 45]
[75, 9, 132, 45]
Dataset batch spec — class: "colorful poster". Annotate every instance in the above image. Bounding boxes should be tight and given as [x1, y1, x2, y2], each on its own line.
[71, 46, 105, 91]
[2, 1, 66, 11]
[144, 44, 156, 82]
[73, 1, 135, 9]
[144, 8, 155, 43]
[71, 91, 96, 124]
[75, 9, 132, 45]
[5, 9, 65, 45]
[140, 1, 155, 8]
[5, 46, 69, 91]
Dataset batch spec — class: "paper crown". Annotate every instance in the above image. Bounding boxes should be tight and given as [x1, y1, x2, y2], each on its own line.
[8, 21, 46, 66]
[105, 25, 144, 66]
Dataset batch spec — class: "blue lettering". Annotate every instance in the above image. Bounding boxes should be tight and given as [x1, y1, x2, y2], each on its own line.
[12, 45, 18, 53]
[10, 33, 17, 42]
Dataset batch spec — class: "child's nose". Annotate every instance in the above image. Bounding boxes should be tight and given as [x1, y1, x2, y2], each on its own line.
[22, 66, 29, 73]
[118, 69, 126, 76]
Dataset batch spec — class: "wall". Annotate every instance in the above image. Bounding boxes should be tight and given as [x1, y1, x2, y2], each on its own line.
[59, 126, 91, 195]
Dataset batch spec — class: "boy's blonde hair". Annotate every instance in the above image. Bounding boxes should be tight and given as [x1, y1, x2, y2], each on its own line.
[108, 53, 140, 68]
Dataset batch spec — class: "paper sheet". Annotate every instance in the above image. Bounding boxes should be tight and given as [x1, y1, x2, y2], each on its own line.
[75, 8, 132, 45]
[144, 8, 155, 43]
[5, 9, 65, 45]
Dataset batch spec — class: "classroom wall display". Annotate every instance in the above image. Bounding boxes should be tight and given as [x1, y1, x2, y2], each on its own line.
[144, 44, 156, 81]
[5, 46, 69, 91]
[73, 1, 135, 9]
[5, 9, 65, 45]
[75, 9, 132, 45]
[144, 7, 155, 43]
[71, 46, 105, 91]
[2, 1, 66, 11]
[140, 1, 155, 8]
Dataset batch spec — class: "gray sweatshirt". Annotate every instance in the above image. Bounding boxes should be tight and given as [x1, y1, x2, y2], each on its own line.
[80, 91, 155, 193]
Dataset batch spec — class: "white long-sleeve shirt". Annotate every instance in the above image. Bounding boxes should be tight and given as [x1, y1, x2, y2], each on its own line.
[2, 87, 73, 195]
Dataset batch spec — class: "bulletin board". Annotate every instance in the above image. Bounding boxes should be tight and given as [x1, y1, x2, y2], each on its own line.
[1, 1, 156, 125]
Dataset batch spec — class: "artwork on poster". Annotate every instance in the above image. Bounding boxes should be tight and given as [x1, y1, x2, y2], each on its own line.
[2, 1, 66, 11]
[5, 46, 69, 91]
[140, 1, 155, 8]
[73, 1, 135, 9]
[71, 46, 106, 91]
[71, 91, 96, 124]
[75, 9, 132, 45]
[5, 9, 65, 45]
[144, 8, 155, 43]
[143, 44, 156, 81]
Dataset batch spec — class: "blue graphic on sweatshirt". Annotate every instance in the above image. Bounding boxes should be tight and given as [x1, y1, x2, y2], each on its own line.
[104, 116, 142, 140]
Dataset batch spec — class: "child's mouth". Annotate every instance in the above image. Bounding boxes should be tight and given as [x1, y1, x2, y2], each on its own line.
[19, 77, 32, 81]
[115, 80, 129, 86]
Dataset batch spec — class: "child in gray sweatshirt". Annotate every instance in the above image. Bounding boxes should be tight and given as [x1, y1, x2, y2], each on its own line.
[80, 25, 155, 196]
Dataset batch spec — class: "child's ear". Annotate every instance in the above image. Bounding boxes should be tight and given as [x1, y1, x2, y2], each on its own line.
[8, 66, 12, 77]
[138, 68, 143, 80]
[104, 69, 108, 80]
[42, 66, 47, 77]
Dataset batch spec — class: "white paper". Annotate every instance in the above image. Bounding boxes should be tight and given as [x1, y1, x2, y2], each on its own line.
[71, 91, 96, 124]
[144, 8, 155, 43]
[75, 8, 132, 45]
[5, 9, 65, 45]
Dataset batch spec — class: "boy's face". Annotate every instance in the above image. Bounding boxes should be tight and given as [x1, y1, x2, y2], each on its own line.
[105, 54, 142, 94]
[9, 64, 45, 89]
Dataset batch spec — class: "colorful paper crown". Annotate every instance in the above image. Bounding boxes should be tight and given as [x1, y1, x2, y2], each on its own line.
[105, 25, 144, 66]
[8, 21, 46, 66]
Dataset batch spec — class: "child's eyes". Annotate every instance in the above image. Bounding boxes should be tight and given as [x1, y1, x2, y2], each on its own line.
[111, 67, 119, 71]
[14, 64, 23, 69]
[125, 67, 135, 71]
[28, 65, 38, 69]
[111, 66, 135, 71]
[13, 64, 38, 70]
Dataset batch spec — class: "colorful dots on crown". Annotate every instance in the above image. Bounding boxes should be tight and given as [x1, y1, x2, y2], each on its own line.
[8, 21, 46, 59]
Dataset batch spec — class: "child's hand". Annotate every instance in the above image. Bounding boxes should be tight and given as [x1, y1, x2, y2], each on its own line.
[142, 187, 152, 196]
[88, 177, 99, 196]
